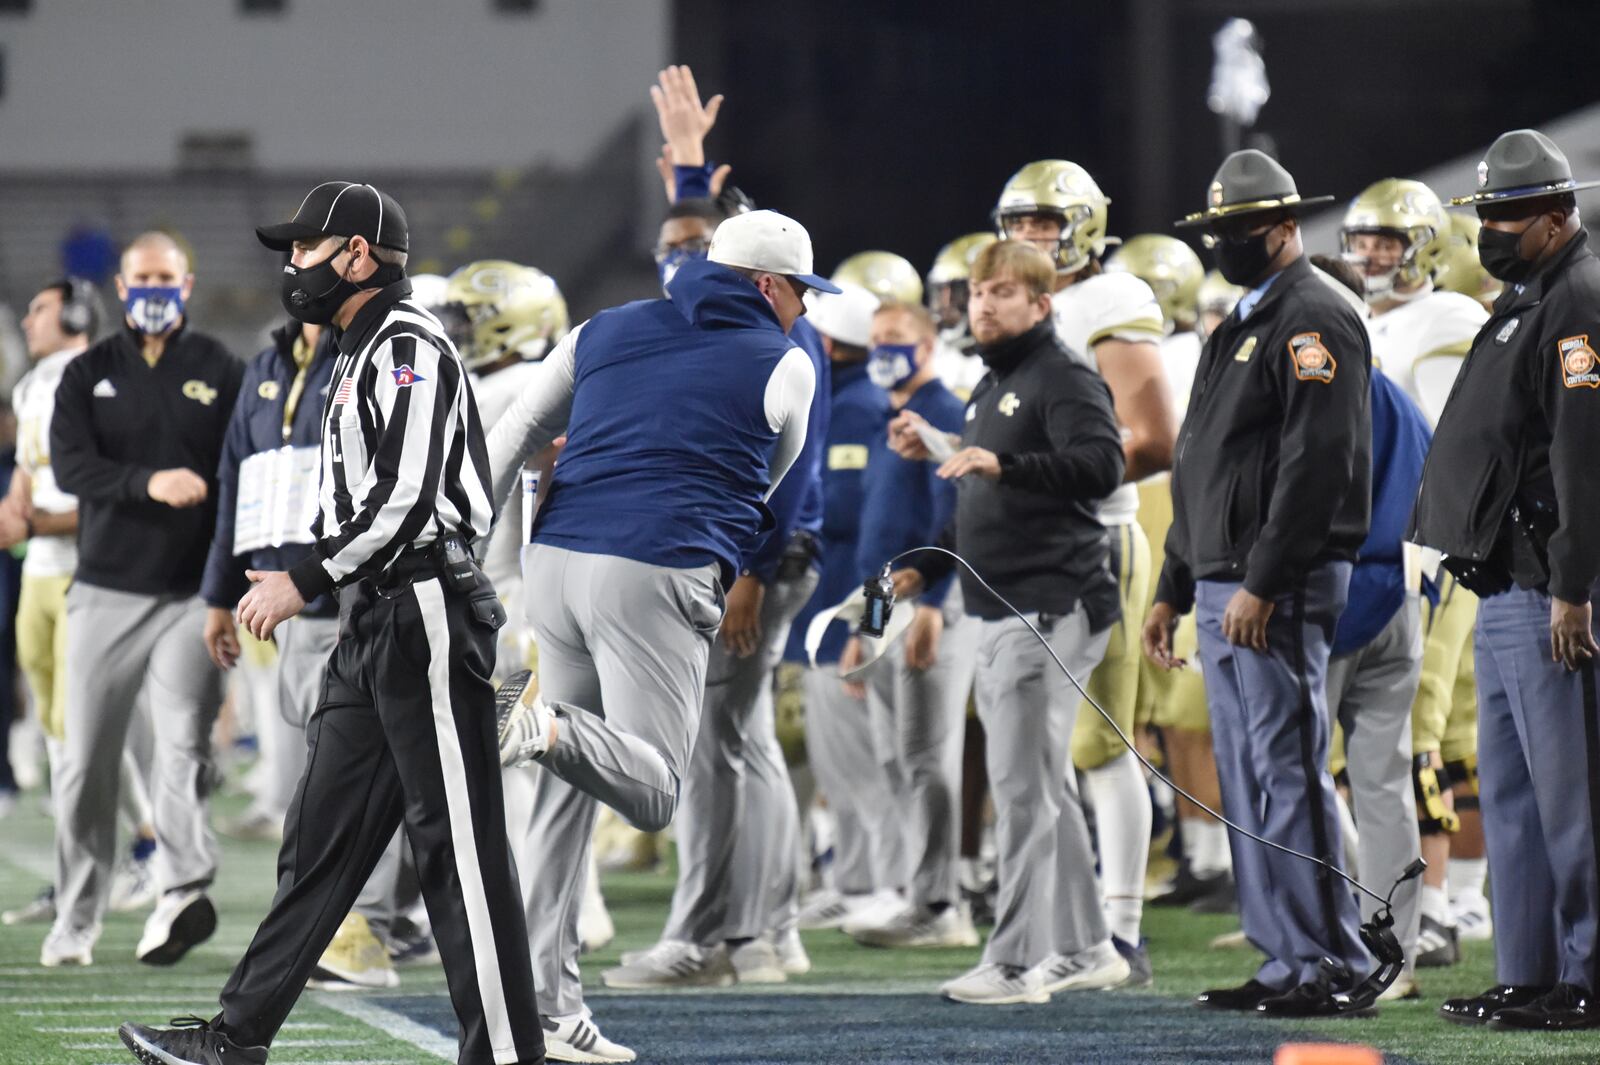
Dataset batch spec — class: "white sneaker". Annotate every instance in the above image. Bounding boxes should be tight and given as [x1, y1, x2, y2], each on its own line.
[1026, 940, 1131, 994]
[600, 940, 735, 989]
[1209, 929, 1250, 950]
[309, 913, 401, 990]
[109, 849, 158, 913]
[798, 889, 872, 931]
[135, 889, 217, 966]
[578, 875, 615, 955]
[729, 937, 786, 984]
[840, 890, 908, 936]
[1378, 972, 1421, 1001]
[1453, 892, 1493, 942]
[497, 671, 554, 767]
[41, 923, 97, 967]
[774, 927, 811, 975]
[543, 1012, 636, 1063]
[3, 885, 55, 925]
[852, 904, 980, 949]
[940, 962, 1048, 1005]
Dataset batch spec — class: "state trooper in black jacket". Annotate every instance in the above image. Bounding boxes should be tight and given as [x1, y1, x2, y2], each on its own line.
[1143, 151, 1375, 1017]
[1415, 129, 1600, 1033]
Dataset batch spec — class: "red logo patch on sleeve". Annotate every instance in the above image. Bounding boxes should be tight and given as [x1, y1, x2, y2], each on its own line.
[1287, 332, 1336, 383]
[1559, 335, 1600, 389]
[391, 364, 427, 387]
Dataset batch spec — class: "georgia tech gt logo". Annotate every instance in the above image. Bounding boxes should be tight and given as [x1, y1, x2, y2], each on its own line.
[1287, 332, 1336, 384]
[1560, 335, 1600, 389]
[257, 381, 281, 401]
[182, 379, 219, 406]
[998, 392, 1021, 416]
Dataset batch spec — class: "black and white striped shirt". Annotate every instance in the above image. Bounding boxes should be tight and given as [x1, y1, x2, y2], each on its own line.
[287, 279, 493, 601]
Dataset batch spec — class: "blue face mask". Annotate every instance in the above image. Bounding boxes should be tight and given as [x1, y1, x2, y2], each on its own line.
[656, 243, 708, 295]
[124, 285, 185, 335]
[867, 343, 919, 391]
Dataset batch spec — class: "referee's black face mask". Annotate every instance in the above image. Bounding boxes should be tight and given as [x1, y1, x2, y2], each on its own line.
[281, 238, 402, 325]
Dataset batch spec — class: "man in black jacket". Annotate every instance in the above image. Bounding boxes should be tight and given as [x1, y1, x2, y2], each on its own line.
[1142, 151, 1374, 1017]
[1415, 129, 1600, 1032]
[889, 240, 1129, 1004]
[45, 232, 242, 970]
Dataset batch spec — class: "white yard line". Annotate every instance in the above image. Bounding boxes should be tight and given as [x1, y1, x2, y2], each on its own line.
[313, 992, 455, 1062]
[69, 1038, 364, 1050]
[38, 1021, 333, 1031]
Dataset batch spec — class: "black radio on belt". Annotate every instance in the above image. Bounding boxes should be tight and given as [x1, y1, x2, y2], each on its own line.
[860, 564, 897, 639]
[433, 534, 479, 593]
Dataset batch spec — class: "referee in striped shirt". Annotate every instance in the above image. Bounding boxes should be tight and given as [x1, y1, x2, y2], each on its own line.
[119, 183, 544, 1065]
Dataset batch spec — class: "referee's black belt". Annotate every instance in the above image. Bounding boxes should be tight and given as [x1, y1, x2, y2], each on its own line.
[368, 539, 476, 593]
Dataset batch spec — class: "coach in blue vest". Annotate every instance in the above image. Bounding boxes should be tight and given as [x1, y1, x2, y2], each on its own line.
[487, 208, 828, 1057]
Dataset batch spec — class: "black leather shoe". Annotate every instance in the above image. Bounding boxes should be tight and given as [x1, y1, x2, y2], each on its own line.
[1189, 876, 1238, 916]
[1256, 981, 1378, 1019]
[1488, 983, 1600, 1031]
[1439, 984, 1551, 1025]
[1196, 979, 1279, 1011]
[1154, 868, 1230, 908]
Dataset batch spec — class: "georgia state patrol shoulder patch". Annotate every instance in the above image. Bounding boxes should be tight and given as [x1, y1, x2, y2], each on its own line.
[1559, 335, 1600, 389]
[1287, 332, 1336, 383]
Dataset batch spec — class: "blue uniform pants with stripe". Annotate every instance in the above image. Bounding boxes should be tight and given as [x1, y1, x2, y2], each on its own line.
[1196, 562, 1370, 989]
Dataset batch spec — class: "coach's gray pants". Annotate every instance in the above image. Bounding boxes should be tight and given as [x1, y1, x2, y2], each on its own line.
[1325, 596, 1423, 976]
[54, 584, 225, 931]
[802, 665, 902, 895]
[514, 544, 723, 1018]
[1476, 585, 1600, 990]
[276, 615, 405, 938]
[664, 566, 817, 945]
[865, 591, 976, 912]
[976, 604, 1110, 969]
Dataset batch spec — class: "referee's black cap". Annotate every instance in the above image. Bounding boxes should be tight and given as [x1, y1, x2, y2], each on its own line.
[256, 181, 409, 253]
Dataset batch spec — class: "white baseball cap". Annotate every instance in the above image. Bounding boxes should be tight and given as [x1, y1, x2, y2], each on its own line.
[709, 209, 842, 294]
[804, 281, 879, 347]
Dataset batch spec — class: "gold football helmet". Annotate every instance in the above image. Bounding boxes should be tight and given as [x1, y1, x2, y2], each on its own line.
[993, 159, 1110, 275]
[1196, 269, 1246, 340]
[1105, 234, 1204, 330]
[1432, 212, 1503, 309]
[1339, 178, 1450, 301]
[440, 260, 569, 371]
[832, 251, 924, 307]
[926, 232, 997, 331]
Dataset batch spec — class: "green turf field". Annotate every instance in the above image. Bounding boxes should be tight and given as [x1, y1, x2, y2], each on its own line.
[1, 787, 1596, 1064]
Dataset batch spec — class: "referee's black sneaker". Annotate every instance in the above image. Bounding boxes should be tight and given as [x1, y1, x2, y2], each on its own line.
[1487, 983, 1600, 1031]
[118, 1016, 267, 1065]
[1439, 983, 1551, 1025]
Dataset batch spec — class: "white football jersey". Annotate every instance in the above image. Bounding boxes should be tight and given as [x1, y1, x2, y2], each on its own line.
[1160, 330, 1203, 423]
[1051, 273, 1165, 526]
[13, 347, 84, 577]
[932, 333, 986, 398]
[471, 359, 548, 592]
[1366, 289, 1487, 427]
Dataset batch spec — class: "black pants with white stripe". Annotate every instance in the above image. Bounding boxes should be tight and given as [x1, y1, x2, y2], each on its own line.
[218, 573, 544, 1065]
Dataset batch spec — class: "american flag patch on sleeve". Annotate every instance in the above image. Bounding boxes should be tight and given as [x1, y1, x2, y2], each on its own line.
[333, 377, 356, 406]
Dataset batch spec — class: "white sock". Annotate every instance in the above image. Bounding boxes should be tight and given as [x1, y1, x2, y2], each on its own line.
[1448, 858, 1488, 901]
[1335, 790, 1360, 881]
[1188, 818, 1232, 878]
[1084, 752, 1151, 943]
[1421, 884, 1453, 925]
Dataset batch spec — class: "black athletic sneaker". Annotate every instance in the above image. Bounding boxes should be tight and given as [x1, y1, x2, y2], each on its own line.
[118, 1016, 268, 1065]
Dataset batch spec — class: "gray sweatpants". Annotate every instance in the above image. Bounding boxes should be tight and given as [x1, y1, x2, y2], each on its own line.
[802, 666, 904, 895]
[663, 565, 818, 945]
[975, 605, 1110, 969]
[864, 590, 976, 911]
[514, 544, 723, 1018]
[54, 584, 225, 931]
[1325, 597, 1423, 977]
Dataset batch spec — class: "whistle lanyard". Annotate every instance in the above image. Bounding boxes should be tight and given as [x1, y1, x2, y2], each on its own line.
[282, 334, 314, 443]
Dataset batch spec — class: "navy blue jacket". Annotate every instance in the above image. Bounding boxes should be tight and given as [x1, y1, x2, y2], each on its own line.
[533, 258, 798, 588]
[743, 317, 829, 582]
[785, 361, 891, 665]
[201, 323, 338, 616]
[1331, 368, 1432, 655]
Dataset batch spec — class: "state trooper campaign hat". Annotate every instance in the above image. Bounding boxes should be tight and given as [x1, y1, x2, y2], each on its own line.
[1175, 149, 1335, 228]
[256, 181, 409, 253]
[1448, 128, 1600, 209]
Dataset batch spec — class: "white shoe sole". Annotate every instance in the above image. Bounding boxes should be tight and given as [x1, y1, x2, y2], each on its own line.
[309, 967, 400, 990]
[599, 968, 735, 990]
[40, 950, 91, 968]
[942, 985, 1049, 1005]
[733, 964, 788, 984]
[544, 1038, 637, 1063]
[1038, 958, 1131, 995]
[854, 928, 981, 949]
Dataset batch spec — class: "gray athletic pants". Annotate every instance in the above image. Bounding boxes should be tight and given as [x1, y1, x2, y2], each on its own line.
[975, 604, 1110, 969]
[54, 584, 225, 931]
[663, 565, 817, 945]
[514, 544, 724, 1018]
[864, 590, 976, 912]
[1325, 596, 1423, 977]
[802, 665, 902, 895]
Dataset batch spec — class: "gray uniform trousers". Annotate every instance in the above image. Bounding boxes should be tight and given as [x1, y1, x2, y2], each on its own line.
[802, 665, 904, 895]
[863, 589, 976, 912]
[514, 544, 724, 1018]
[275, 615, 405, 938]
[1324, 595, 1423, 976]
[1476, 584, 1600, 990]
[54, 584, 225, 931]
[662, 565, 818, 945]
[975, 603, 1110, 969]
[1196, 562, 1370, 989]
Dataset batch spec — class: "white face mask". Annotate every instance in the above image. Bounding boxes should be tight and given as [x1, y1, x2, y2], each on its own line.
[867, 344, 917, 390]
